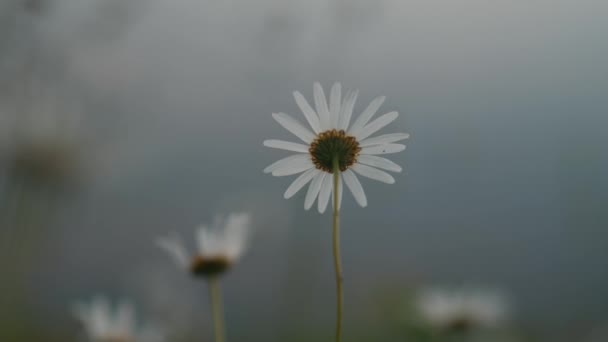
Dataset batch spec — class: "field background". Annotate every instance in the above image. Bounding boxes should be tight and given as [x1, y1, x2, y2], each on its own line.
[1, 0, 607, 341]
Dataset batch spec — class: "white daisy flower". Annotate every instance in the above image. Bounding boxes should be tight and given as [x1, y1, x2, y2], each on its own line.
[263, 82, 409, 212]
[415, 288, 508, 332]
[72, 296, 164, 342]
[156, 212, 251, 277]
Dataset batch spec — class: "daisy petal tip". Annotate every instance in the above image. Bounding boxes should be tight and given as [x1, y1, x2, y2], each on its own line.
[313, 82, 323, 93]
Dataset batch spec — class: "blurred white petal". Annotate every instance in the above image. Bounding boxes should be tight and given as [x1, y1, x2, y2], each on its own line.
[284, 168, 318, 199]
[304, 172, 325, 210]
[352, 164, 395, 184]
[357, 155, 402, 172]
[313, 82, 331, 130]
[293, 91, 321, 133]
[317, 173, 333, 213]
[264, 154, 309, 174]
[338, 89, 359, 131]
[348, 95, 385, 135]
[329, 82, 342, 128]
[263, 139, 310, 153]
[272, 112, 315, 143]
[359, 133, 409, 147]
[156, 233, 189, 268]
[342, 170, 367, 207]
[354, 111, 399, 141]
[361, 144, 406, 155]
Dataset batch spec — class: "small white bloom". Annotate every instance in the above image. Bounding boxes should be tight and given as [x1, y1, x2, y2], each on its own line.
[415, 287, 508, 331]
[156, 212, 251, 277]
[1, 84, 83, 187]
[72, 296, 164, 342]
[264, 82, 409, 212]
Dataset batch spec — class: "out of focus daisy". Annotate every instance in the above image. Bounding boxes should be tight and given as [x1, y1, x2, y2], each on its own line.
[72, 296, 163, 342]
[156, 212, 250, 278]
[415, 287, 508, 333]
[1, 85, 83, 190]
[156, 212, 251, 342]
[263, 82, 408, 212]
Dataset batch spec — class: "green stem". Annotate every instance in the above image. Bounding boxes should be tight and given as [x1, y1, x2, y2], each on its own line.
[209, 276, 226, 342]
[332, 158, 343, 342]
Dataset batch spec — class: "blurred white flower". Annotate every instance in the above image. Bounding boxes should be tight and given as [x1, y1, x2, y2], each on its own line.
[1, 78, 84, 188]
[263, 82, 409, 212]
[415, 287, 508, 332]
[72, 296, 164, 342]
[156, 212, 251, 277]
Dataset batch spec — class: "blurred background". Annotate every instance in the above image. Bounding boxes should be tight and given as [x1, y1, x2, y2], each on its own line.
[1, 0, 607, 341]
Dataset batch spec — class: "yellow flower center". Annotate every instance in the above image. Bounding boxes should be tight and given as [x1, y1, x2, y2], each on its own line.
[190, 255, 232, 277]
[309, 129, 361, 173]
[445, 317, 474, 333]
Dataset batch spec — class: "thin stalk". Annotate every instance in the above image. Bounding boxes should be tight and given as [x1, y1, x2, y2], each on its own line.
[208, 276, 226, 342]
[332, 158, 343, 342]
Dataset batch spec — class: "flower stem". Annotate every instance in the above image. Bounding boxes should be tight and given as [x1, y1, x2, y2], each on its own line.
[209, 276, 226, 342]
[332, 158, 343, 342]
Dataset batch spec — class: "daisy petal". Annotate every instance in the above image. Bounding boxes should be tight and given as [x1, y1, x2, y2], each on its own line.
[317, 174, 333, 213]
[329, 82, 342, 129]
[115, 300, 135, 335]
[196, 225, 215, 254]
[294, 91, 321, 133]
[284, 168, 317, 199]
[361, 144, 406, 155]
[264, 139, 310, 153]
[338, 89, 359, 130]
[90, 296, 111, 336]
[342, 170, 367, 207]
[348, 95, 385, 135]
[314, 82, 331, 130]
[355, 111, 399, 141]
[359, 133, 410, 147]
[156, 234, 189, 268]
[352, 164, 395, 184]
[357, 155, 402, 172]
[271, 156, 313, 176]
[272, 112, 316, 143]
[305, 172, 326, 210]
[264, 154, 309, 173]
